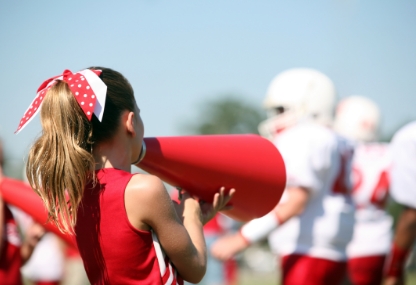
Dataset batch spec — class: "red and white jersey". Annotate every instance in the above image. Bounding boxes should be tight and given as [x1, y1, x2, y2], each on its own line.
[268, 121, 355, 261]
[390, 121, 416, 209]
[347, 143, 393, 258]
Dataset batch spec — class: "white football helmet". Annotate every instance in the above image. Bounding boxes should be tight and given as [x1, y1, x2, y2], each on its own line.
[334, 95, 381, 143]
[258, 68, 337, 140]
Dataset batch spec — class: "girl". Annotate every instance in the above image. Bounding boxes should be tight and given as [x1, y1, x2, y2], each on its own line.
[18, 67, 235, 284]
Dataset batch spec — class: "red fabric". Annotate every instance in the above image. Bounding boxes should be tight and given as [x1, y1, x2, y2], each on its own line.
[60, 70, 101, 121]
[75, 168, 182, 285]
[281, 254, 347, 285]
[384, 243, 410, 278]
[348, 255, 386, 285]
[0, 205, 22, 285]
[203, 215, 222, 234]
[224, 258, 238, 285]
[65, 244, 81, 259]
[35, 281, 60, 285]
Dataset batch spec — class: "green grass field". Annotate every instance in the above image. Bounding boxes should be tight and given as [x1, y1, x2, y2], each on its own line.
[236, 242, 416, 285]
[236, 268, 416, 285]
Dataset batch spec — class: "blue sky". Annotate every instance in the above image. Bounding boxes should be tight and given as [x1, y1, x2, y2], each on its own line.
[1, 1, 416, 163]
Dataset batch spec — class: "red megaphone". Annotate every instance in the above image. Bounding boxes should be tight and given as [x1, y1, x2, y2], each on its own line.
[0, 177, 76, 247]
[136, 134, 286, 222]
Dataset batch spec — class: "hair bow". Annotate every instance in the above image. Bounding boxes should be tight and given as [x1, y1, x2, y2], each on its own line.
[15, 69, 107, 134]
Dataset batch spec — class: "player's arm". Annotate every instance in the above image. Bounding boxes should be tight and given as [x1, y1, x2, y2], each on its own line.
[384, 127, 416, 285]
[125, 174, 233, 284]
[273, 186, 310, 223]
[211, 186, 310, 261]
[384, 207, 416, 285]
[394, 207, 416, 252]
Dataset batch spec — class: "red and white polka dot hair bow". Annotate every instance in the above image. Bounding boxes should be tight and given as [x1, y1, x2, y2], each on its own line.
[15, 69, 107, 134]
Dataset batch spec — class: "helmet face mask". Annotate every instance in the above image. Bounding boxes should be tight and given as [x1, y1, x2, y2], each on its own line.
[266, 106, 286, 118]
[334, 95, 381, 143]
[259, 107, 299, 140]
[258, 68, 337, 139]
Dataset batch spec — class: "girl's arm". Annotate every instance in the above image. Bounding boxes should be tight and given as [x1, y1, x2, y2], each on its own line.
[125, 174, 234, 284]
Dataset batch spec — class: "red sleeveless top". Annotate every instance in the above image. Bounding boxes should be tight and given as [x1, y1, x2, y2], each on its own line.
[75, 168, 183, 285]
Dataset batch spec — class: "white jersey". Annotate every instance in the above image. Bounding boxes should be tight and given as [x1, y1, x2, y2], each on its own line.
[347, 143, 393, 258]
[390, 121, 416, 209]
[268, 121, 355, 261]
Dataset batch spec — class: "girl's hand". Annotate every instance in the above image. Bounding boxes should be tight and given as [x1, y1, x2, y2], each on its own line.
[176, 190, 201, 223]
[199, 187, 236, 225]
[175, 187, 236, 225]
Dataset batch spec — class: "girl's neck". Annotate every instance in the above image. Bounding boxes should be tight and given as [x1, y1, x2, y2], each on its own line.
[93, 139, 132, 172]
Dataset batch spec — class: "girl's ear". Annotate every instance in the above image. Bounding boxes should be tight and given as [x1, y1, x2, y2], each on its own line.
[125, 111, 136, 137]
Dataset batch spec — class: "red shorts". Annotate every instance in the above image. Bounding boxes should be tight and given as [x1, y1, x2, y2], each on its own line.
[347, 255, 386, 285]
[35, 282, 60, 285]
[281, 254, 347, 285]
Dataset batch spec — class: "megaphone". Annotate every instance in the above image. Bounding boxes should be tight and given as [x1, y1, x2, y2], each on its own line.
[136, 134, 286, 222]
[0, 178, 76, 246]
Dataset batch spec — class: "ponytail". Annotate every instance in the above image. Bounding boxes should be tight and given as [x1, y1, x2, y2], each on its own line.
[26, 81, 94, 233]
[26, 67, 136, 233]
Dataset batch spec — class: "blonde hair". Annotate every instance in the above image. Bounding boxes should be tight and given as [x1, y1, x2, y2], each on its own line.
[26, 67, 135, 233]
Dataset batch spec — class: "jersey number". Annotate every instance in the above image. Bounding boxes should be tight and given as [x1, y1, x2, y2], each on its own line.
[332, 150, 353, 195]
[353, 168, 389, 208]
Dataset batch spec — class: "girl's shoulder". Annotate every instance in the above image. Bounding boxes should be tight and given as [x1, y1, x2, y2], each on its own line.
[125, 173, 172, 213]
[127, 173, 167, 197]
[124, 173, 176, 231]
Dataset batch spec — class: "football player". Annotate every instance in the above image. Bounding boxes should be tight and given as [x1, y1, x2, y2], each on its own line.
[334, 95, 393, 285]
[384, 121, 416, 285]
[211, 68, 355, 285]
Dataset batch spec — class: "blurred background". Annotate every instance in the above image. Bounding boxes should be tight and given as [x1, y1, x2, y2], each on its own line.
[1, 0, 416, 178]
[1, 1, 416, 284]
